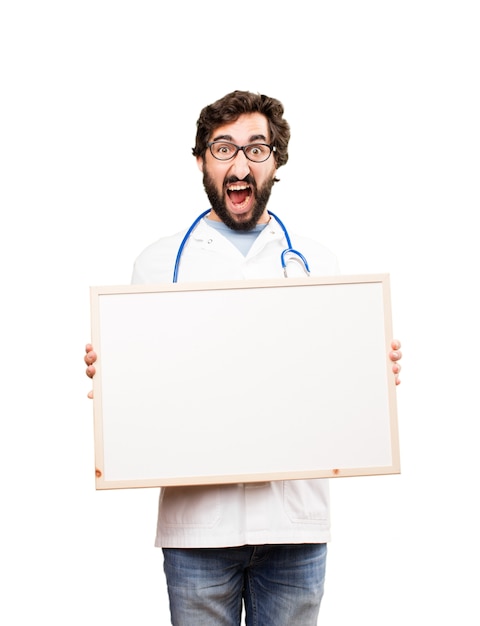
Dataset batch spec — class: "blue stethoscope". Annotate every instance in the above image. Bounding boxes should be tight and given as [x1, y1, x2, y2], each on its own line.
[173, 210, 310, 282]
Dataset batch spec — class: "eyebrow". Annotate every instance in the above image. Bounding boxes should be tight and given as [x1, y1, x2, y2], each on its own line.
[212, 133, 268, 143]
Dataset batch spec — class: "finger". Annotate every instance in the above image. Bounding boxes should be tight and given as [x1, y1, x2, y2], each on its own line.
[390, 349, 402, 362]
[391, 339, 401, 351]
[84, 350, 97, 366]
[87, 389, 94, 399]
[392, 361, 401, 386]
[86, 364, 96, 379]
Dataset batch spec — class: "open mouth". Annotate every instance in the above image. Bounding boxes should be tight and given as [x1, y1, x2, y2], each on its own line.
[226, 182, 252, 208]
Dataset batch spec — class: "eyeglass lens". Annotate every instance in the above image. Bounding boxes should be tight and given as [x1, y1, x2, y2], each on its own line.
[209, 142, 272, 162]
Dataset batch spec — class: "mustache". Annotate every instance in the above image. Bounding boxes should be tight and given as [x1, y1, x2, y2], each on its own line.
[224, 174, 256, 188]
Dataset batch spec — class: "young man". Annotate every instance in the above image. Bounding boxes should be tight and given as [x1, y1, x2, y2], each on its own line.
[85, 90, 402, 626]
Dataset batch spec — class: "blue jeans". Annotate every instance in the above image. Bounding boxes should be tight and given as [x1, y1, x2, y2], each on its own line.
[163, 543, 327, 626]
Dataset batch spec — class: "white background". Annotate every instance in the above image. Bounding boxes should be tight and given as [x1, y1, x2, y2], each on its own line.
[1, 1, 478, 624]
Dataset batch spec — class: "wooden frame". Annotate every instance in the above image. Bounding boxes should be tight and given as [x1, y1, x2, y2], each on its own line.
[90, 275, 400, 489]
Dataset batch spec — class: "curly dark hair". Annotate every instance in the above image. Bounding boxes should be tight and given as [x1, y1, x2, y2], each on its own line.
[192, 90, 291, 169]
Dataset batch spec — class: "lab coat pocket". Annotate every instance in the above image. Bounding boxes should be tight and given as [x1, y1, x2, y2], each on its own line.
[159, 486, 221, 528]
[283, 480, 330, 523]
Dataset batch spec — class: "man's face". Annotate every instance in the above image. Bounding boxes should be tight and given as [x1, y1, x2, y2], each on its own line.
[197, 113, 277, 231]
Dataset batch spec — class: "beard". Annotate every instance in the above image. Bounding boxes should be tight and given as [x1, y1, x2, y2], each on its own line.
[202, 169, 275, 232]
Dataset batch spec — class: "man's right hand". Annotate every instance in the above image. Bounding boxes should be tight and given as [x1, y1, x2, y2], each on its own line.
[84, 343, 97, 399]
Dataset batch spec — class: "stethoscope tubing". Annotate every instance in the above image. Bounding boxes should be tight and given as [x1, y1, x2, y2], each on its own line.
[173, 210, 210, 283]
[172, 210, 310, 283]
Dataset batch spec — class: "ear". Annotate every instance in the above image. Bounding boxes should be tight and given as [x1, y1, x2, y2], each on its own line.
[196, 155, 204, 172]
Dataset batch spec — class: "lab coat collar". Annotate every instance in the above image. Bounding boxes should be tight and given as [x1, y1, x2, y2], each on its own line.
[188, 214, 286, 247]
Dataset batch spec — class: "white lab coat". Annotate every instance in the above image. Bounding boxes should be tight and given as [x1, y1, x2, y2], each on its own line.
[132, 216, 340, 548]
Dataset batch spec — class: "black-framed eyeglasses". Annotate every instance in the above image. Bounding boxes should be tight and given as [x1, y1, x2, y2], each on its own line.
[207, 141, 276, 163]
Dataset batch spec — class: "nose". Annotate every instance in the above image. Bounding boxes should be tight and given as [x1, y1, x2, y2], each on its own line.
[229, 148, 251, 179]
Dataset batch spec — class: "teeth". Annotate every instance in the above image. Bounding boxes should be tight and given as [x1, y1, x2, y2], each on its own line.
[227, 184, 249, 191]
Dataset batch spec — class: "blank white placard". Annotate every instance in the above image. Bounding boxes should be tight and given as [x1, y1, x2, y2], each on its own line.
[90, 275, 399, 489]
